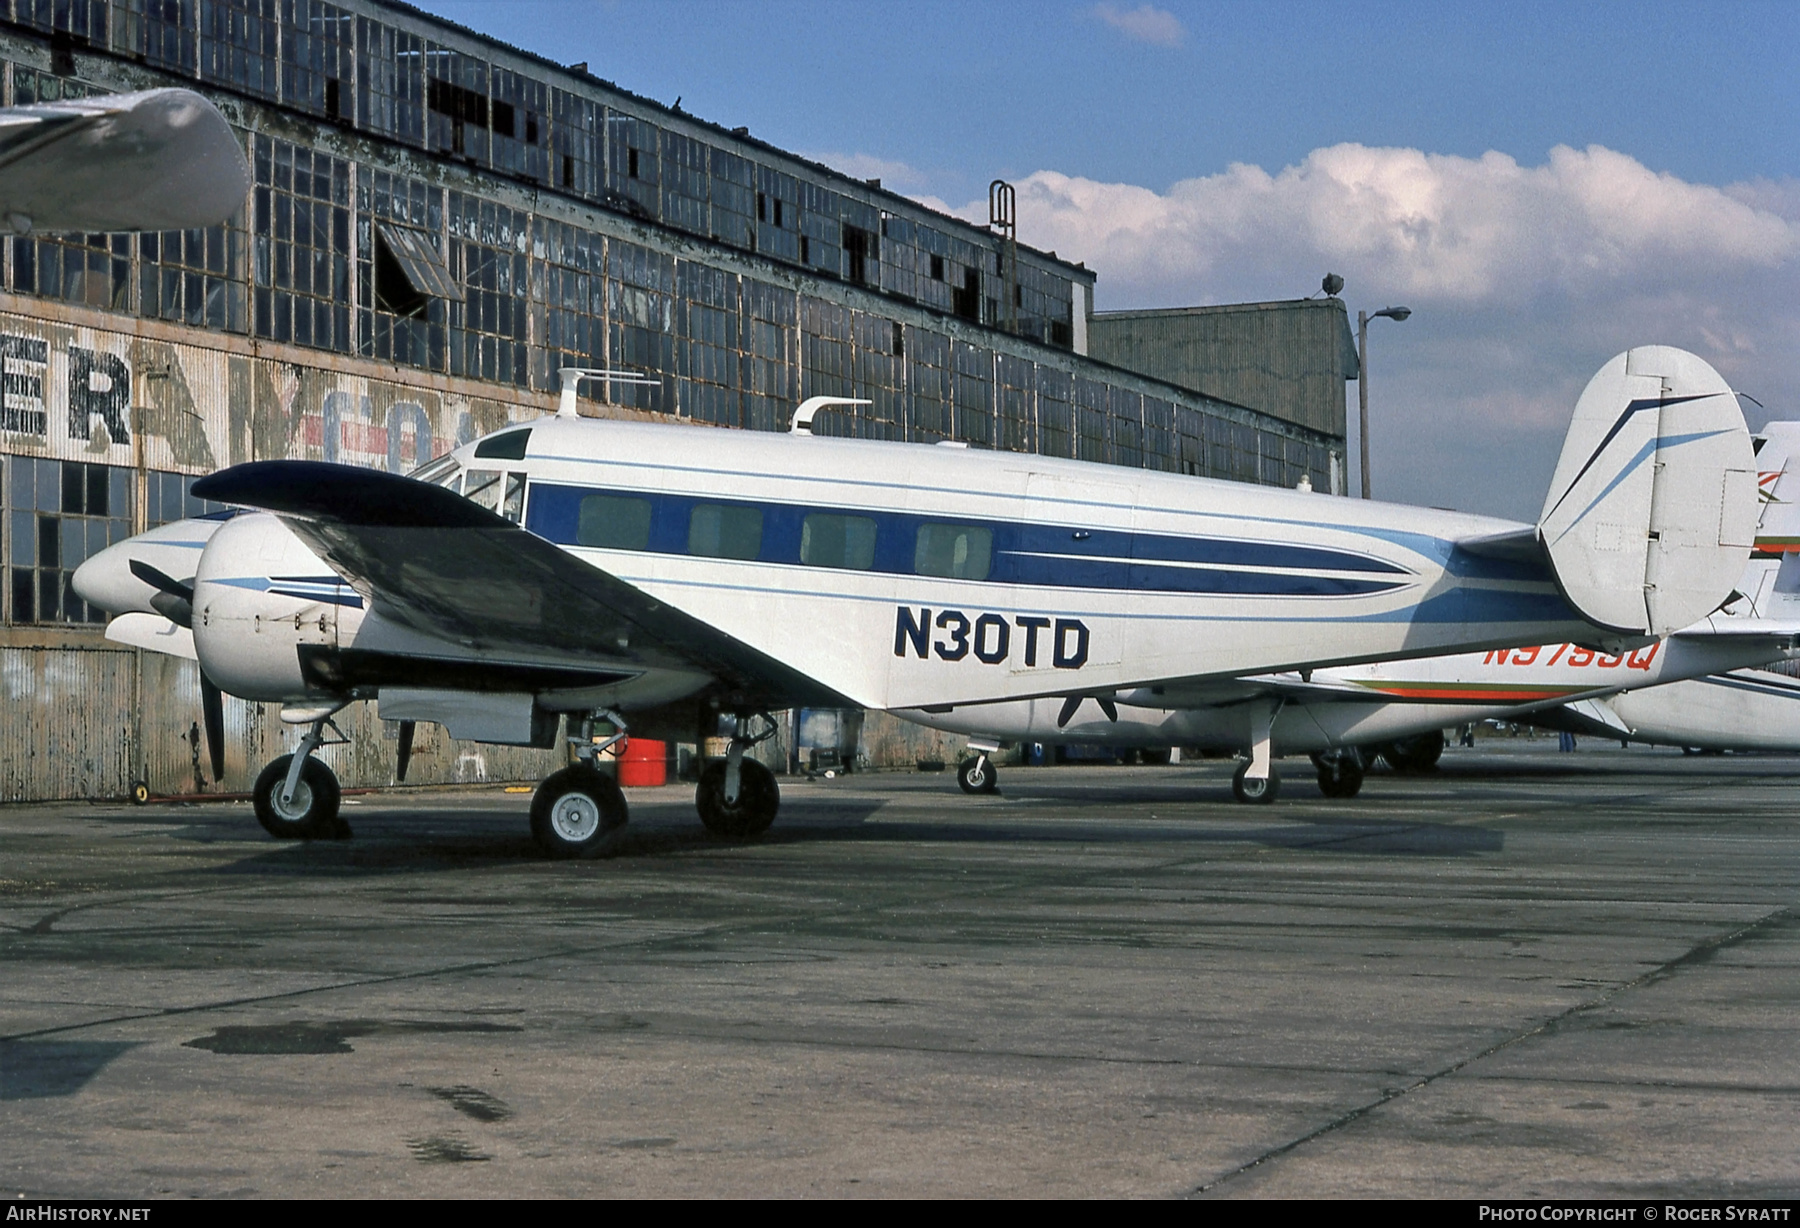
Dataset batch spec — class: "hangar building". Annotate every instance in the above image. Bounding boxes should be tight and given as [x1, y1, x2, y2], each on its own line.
[0, 0, 1351, 798]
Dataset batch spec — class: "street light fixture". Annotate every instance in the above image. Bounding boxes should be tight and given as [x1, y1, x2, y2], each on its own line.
[1357, 306, 1412, 499]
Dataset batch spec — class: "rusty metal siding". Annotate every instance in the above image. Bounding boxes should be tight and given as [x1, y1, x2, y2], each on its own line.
[0, 647, 134, 801]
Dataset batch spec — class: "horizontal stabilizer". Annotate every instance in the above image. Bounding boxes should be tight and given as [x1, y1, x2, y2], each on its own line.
[1538, 347, 1755, 636]
[1565, 697, 1633, 737]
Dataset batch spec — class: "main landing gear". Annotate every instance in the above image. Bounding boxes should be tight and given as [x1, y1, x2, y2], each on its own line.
[1311, 748, 1366, 798]
[697, 713, 781, 838]
[253, 707, 350, 840]
[531, 710, 630, 859]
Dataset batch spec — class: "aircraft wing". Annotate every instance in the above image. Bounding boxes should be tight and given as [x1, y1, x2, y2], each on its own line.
[191, 461, 854, 711]
[0, 89, 249, 234]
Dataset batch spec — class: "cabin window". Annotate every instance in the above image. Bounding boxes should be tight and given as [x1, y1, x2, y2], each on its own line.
[464, 469, 502, 512]
[914, 523, 992, 580]
[577, 494, 652, 551]
[474, 429, 531, 460]
[801, 513, 877, 570]
[689, 503, 763, 560]
[502, 473, 527, 523]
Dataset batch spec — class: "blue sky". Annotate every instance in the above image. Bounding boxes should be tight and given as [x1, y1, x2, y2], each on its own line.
[414, 0, 1800, 518]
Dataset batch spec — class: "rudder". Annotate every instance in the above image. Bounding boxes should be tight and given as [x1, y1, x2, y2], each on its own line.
[1538, 346, 1755, 636]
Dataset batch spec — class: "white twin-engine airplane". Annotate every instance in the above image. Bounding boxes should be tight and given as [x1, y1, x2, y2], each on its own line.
[74, 346, 1758, 856]
[908, 422, 1800, 799]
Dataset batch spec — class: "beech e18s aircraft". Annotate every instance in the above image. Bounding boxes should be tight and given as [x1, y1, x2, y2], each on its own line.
[906, 422, 1800, 800]
[75, 346, 1758, 855]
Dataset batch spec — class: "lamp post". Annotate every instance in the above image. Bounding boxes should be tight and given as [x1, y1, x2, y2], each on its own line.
[1356, 306, 1411, 499]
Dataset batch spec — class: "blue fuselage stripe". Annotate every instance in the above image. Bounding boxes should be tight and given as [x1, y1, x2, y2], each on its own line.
[523, 481, 1417, 599]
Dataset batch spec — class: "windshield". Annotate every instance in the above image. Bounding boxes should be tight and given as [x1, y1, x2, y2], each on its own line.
[409, 454, 462, 490]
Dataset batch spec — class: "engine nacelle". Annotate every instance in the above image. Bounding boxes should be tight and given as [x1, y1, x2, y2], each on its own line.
[192, 512, 366, 702]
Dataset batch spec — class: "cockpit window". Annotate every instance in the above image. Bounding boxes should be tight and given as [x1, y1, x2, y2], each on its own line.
[409, 455, 462, 491]
[474, 429, 532, 461]
[465, 469, 502, 513]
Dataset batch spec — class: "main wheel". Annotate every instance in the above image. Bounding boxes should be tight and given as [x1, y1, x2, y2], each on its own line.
[1385, 732, 1445, 773]
[1314, 751, 1365, 799]
[957, 755, 998, 794]
[1231, 762, 1281, 804]
[1139, 748, 1173, 766]
[697, 758, 780, 838]
[530, 765, 629, 859]
[253, 755, 342, 840]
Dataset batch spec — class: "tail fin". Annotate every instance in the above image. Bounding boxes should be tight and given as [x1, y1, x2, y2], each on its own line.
[1538, 346, 1755, 636]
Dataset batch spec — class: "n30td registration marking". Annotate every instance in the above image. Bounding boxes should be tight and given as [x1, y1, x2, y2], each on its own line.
[894, 606, 1090, 669]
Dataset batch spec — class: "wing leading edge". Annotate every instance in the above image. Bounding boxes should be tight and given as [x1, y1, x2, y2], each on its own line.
[191, 461, 854, 711]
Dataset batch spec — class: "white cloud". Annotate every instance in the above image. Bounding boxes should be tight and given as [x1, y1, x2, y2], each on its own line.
[1092, 3, 1185, 48]
[925, 145, 1800, 518]
[797, 151, 930, 193]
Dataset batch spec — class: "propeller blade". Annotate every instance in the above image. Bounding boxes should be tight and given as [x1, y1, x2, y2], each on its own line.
[131, 559, 196, 627]
[147, 590, 193, 628]
[128, 558, 194, 602]
[1056, 695, 1082, 729]
[200, 675, 225, 782]
[396, 720, 415, 782]
[1097, 697, 1118, 722]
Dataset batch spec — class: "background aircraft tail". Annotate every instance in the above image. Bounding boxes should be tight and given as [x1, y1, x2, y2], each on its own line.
[1537, 346, 1755, 636]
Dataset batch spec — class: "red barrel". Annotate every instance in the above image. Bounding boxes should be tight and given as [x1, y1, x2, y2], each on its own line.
[618, 739, 667, 787]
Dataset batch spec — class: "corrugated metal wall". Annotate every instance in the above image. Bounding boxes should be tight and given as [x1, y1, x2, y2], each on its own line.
[0, 645, 571, 802]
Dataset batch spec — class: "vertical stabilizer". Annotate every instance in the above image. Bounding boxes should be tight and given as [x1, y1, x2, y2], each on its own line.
[1538, 347, 1754, 635]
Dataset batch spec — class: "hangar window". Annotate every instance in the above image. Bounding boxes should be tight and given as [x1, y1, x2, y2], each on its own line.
[374, 220, 459, 319]
[688, 503, 763, 560]
[914, 523, 992, 581]
[576, 494, 652, 551]
[801, 513, 877, 571]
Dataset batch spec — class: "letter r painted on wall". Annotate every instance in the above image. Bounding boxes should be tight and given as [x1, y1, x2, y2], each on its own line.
[68, 347, 131, 444]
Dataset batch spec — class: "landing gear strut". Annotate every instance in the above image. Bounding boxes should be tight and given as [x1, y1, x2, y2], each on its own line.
[1232, 696, 1281, 804]
[532, 711, 629, 858]
[253, 708, 348, 840]
[697, 713, 780, 838]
